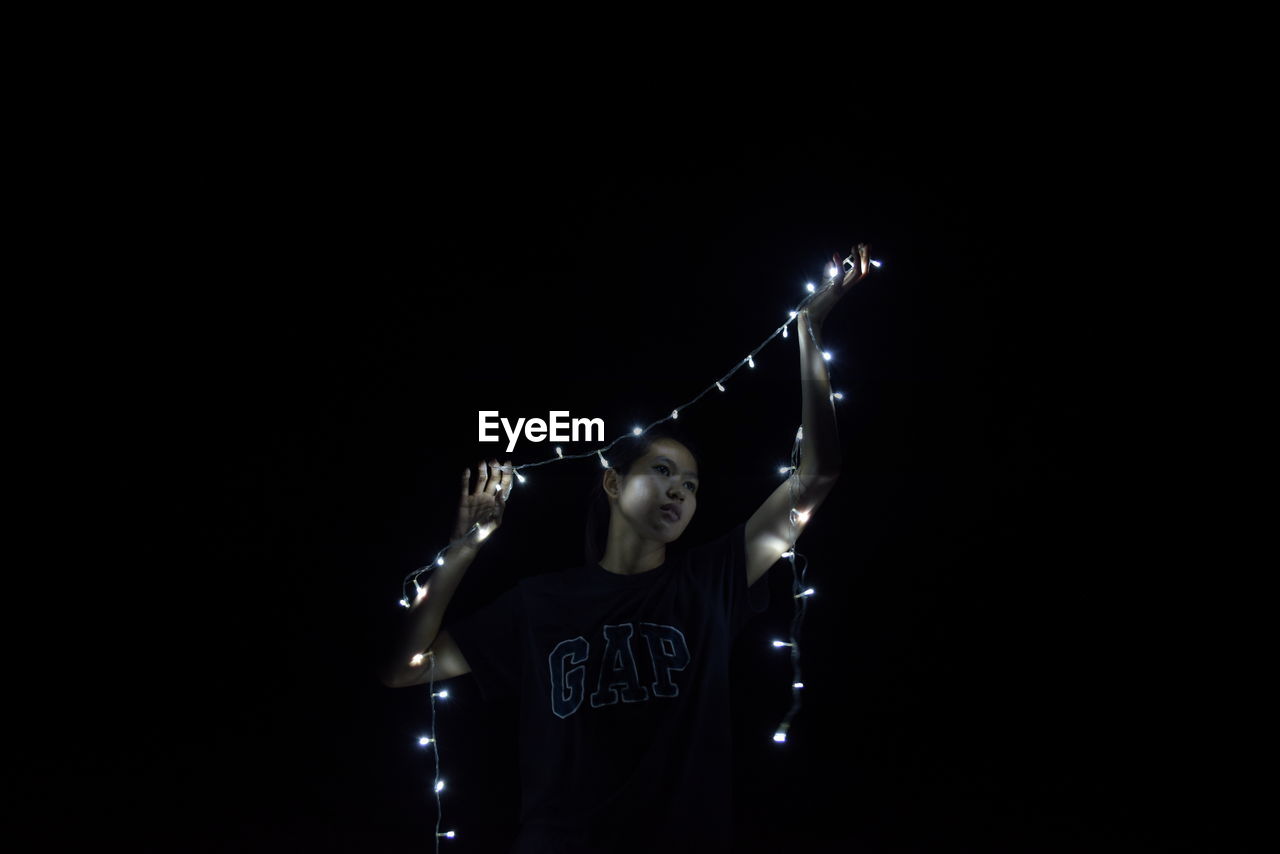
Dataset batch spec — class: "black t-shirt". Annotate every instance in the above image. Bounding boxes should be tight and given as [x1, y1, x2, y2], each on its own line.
[447, 521, 771, 854]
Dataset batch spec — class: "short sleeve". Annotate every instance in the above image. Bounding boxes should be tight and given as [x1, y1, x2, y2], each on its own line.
[445, 584, 523, 703]
[686, 521, 770, 638]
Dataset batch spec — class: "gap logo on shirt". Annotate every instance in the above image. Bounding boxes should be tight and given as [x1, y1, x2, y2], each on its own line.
[547, 622, 691, 719]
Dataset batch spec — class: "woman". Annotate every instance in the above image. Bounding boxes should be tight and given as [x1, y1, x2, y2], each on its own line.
[382, 245, 874, 853]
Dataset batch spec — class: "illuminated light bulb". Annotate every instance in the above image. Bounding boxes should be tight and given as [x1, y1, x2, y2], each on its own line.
[715, 381, 725, 392]
[747, 355, 755, 368]
[828, 265, 838, 278]
[871, 259, 882, 268]
[782, 325, 788, 339]
[556, 446, 563, 458]
[794, 588, 815, 598]
[598, 451, 609, 468]
[437, 831, 456, 839]
[515, 471, 525, 483]
[832, 392, 844, 401]
[822, 351, 832, 362]
[772, 640, 794, 648]
[806, 282, 815, 293]
[437, 556, 445, 566]
[790, 311, 797, 319]
[671, 409, 678, 419]
[780, 550, 794, 559]
[399, 598, 410, 608]
[418, 736, 434, 746]
[779, 466, 791, 475]
[633, 426, 642, 435]
[436, 780, 446, 793]
[796, 426, 803, 440]
[433, 689, 449, 699]
[476, 525, 492, 542]
[773, 731, 788, 743]
[410, 653, 426, 667]
[793, 682, 805, 689]
[791, 508, 810, 525]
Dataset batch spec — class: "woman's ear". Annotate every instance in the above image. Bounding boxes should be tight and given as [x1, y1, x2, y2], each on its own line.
[603, 468, 620, 500]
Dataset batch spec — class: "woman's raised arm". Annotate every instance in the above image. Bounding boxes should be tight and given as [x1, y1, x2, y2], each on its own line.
[743, 244, 873, 586]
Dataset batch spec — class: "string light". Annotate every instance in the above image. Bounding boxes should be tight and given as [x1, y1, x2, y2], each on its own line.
[392, 245, 878, 837]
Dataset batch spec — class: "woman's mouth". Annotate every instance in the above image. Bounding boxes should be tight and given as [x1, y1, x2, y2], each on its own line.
[660, 504, 681, 522]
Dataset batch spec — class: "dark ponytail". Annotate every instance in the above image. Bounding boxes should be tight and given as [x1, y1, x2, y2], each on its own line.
[582, 425, 703, 568]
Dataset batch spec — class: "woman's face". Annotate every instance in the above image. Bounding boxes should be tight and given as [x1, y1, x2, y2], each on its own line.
[611, 438, 699, 542]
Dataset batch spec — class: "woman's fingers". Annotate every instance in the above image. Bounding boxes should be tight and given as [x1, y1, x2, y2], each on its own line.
[461, 467, 470, 500]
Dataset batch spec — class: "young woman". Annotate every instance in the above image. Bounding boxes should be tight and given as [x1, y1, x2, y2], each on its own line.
[383, 245, 874, 853]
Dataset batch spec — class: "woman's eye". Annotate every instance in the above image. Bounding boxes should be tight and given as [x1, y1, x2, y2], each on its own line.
[685, 482, 697, 492]
[655, 464, 670, 474]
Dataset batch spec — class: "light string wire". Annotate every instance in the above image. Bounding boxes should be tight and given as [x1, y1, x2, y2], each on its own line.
[397, 248, 877, 843]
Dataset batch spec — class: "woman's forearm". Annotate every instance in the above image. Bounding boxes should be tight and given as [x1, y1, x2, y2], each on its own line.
[380, 541, 479, 687]
[796, 309, 842, 478]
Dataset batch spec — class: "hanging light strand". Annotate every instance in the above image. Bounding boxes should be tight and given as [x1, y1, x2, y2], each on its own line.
[395, 246, 876, 838]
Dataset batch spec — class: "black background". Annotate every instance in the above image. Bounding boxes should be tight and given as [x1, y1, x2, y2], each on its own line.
[27, 98, 1246, 852]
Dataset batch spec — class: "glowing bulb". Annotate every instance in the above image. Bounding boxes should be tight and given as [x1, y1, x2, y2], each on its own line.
[671, 409, 678, 419]
[798, 588, 815, 597]
[419, 736, 434, 746]
[772, 640, 794, 648]
[780, 550, 794, 558]
[793, 682, 804, 689]
[435, 780, 445, 793]
[828, 265, 838, 278]
[556, 446, 563, 458]
[791, 508, 810, 525]
[832, 392, 844, 401]
[515, 471, 525, 483]
[716, 381, 725, 392]
[822, 351, 831, 362]
[871, 259, 882, 268]
[790, 311, 797, 319]
[598, 451, 609, 468]
[411, 653, 426, 666]
[399, 598, 410, 608]
[779, 466, 790, 475]
[806, 282, 815, 293]
[773, 731, 788, 743]
[436, 556, 445, 566]
[476, 525, 492, 542]
[438, 831, 456, 839]
[782, 326, 788, 339]
[747, 355, 755, 368]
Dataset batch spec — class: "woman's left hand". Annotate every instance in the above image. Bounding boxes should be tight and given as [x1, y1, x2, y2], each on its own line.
[803, 243, 873, 328]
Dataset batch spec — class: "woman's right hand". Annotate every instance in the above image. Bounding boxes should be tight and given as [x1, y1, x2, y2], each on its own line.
[453, 459, 512, 546]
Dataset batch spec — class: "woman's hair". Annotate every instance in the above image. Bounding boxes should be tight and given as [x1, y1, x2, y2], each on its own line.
[582, 425, 703, 568]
